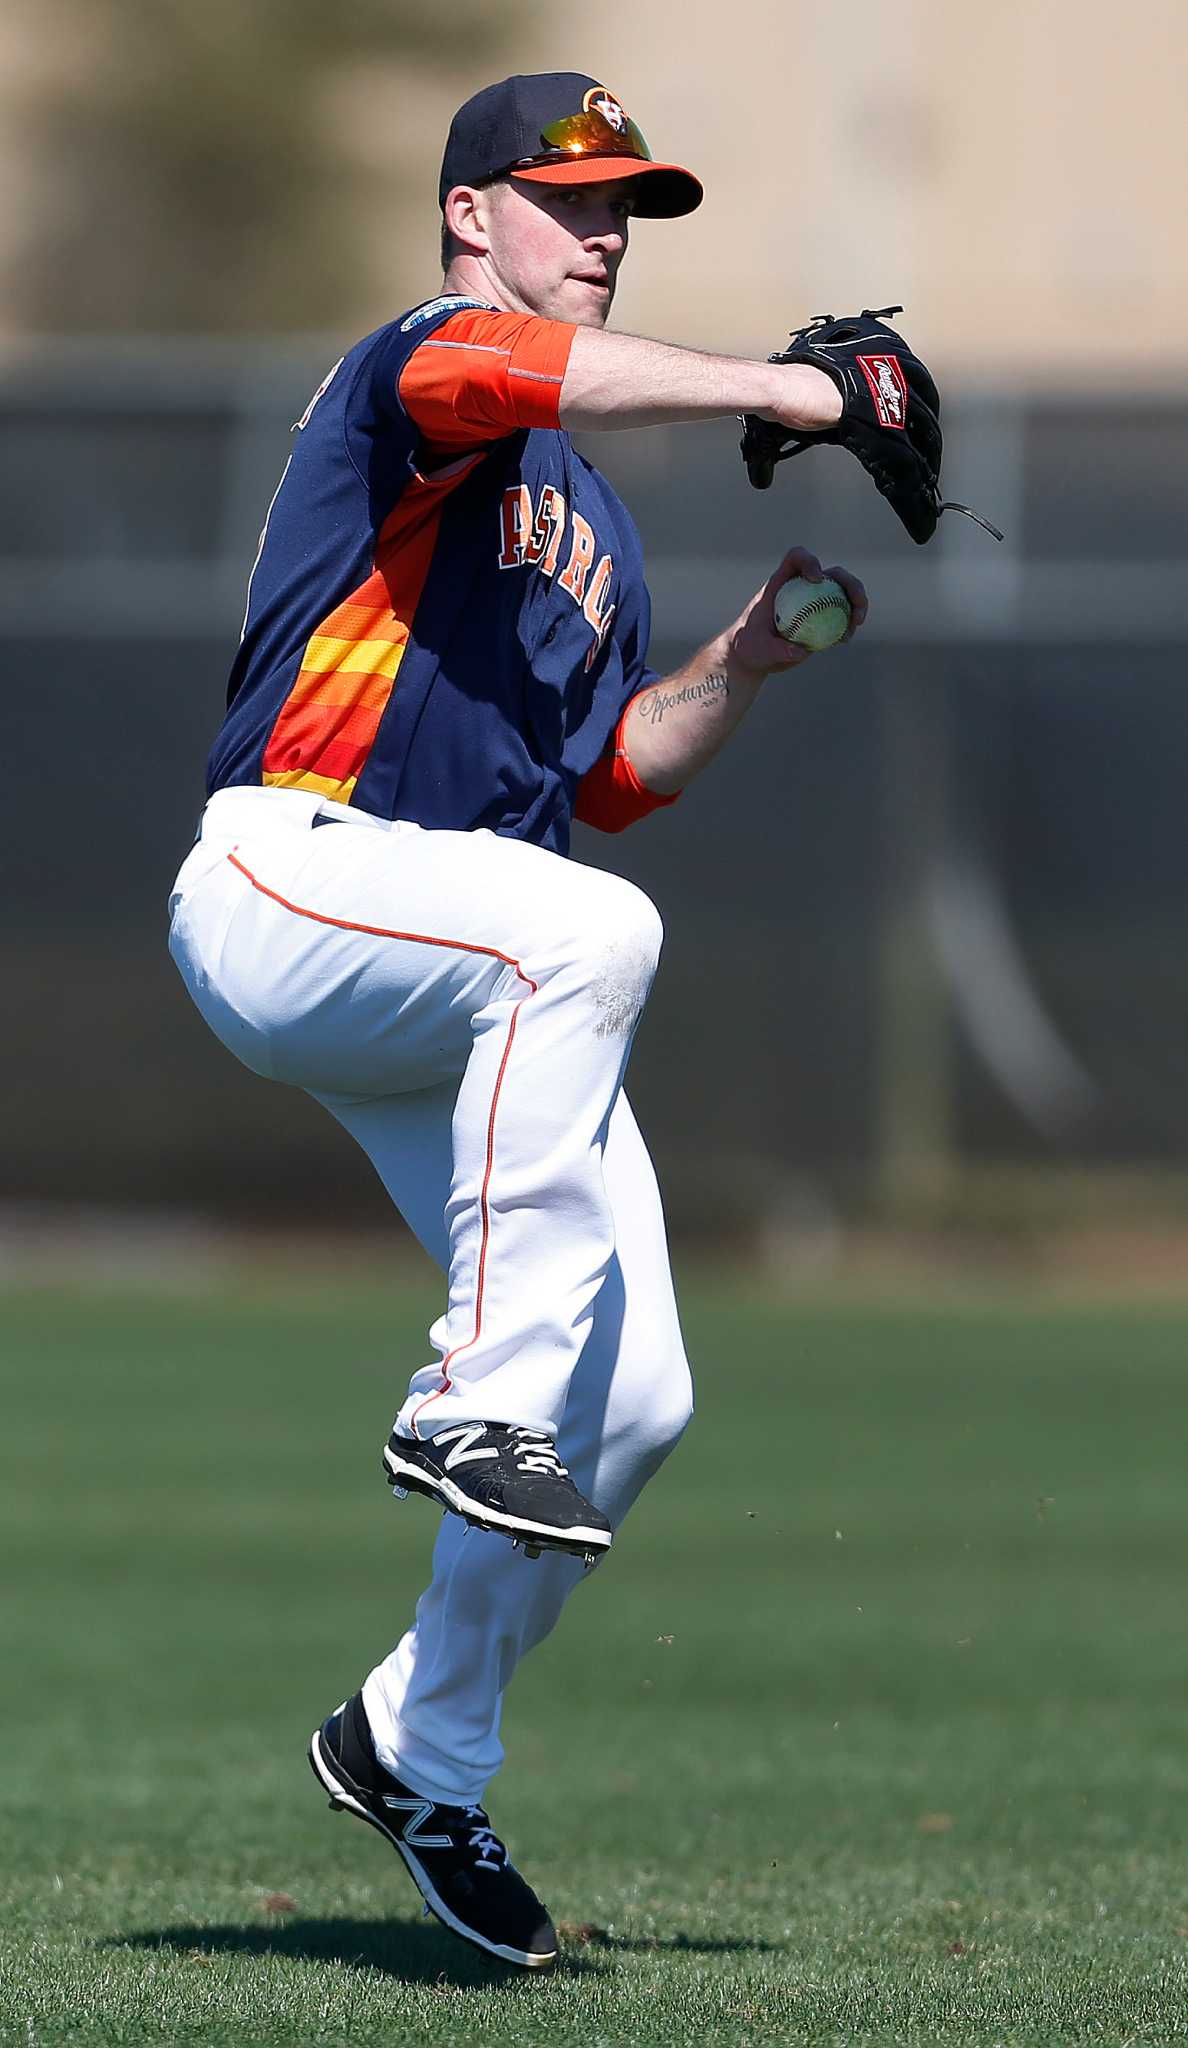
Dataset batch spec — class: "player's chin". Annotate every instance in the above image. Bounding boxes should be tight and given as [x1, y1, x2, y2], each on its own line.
[565, 279, 615, 327]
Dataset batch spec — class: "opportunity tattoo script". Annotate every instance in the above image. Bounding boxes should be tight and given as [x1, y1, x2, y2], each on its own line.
[639, 673, 730, 724]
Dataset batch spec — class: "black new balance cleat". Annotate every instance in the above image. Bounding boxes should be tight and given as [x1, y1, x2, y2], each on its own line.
[382, 1421, 612, 1563]
[308, 1692, 558, 1970]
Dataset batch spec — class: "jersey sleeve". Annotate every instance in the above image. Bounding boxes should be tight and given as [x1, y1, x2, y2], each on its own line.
[397, 307, 578, 451]
[574, 568, 682, 834]
[572, 702, 681, 833]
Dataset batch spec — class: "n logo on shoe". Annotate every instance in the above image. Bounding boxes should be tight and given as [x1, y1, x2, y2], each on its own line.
[381, 1795, 452, 1849]
[434, 1423, 498, 1471]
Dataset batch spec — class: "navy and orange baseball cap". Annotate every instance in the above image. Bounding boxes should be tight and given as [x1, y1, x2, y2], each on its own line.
[439, 73, 703, 221]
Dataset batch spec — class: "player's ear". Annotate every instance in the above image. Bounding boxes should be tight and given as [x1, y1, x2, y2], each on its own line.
[443, 184, 494, 257]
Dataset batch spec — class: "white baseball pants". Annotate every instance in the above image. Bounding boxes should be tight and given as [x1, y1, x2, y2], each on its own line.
[168, 786, 693, 1801]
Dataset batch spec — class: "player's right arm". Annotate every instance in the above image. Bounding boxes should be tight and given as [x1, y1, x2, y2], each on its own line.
[558, 328, 842, 436]
[617, 546, 868, 798]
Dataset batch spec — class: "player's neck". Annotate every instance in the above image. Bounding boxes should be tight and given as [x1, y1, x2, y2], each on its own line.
[442, 254, 533, 319]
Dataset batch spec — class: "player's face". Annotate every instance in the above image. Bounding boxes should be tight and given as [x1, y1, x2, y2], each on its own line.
[485, 178, 635, 327]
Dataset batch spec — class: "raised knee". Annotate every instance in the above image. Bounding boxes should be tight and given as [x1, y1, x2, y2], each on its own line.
[615, 879, 664, 967]
[524, 871, 663, 1034]
[584, 879, 664, 1038]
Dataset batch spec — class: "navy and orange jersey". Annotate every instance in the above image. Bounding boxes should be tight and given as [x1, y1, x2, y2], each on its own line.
[206, 293, 678, 850]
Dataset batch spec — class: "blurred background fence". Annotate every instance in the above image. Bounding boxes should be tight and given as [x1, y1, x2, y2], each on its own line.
[2, 0, 1185, 1256]
[4, 346, 1187, 1245]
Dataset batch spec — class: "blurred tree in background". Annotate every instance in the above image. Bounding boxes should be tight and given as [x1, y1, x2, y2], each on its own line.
[4, 0, 515, 334]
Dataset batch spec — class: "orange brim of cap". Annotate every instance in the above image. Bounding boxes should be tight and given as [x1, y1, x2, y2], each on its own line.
[510, 157, 703, 220]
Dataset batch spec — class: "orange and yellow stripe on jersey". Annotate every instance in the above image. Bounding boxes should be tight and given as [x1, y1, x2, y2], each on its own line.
[260, 459, 479, 803]
[258, 307, 576, 805]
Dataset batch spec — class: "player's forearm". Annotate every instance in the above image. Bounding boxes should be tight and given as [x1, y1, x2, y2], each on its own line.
[626, 545, 868, 795]
[558, 328, 838, 433]
[621, 633, 768, 795]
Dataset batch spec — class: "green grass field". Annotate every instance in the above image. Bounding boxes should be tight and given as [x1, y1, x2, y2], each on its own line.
[3, 1273, 1188, 2046]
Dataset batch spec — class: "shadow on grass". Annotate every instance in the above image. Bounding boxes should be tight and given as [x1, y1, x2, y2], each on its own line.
[103, 1918, 522, 1988]
[104, 1918, 782, 1983]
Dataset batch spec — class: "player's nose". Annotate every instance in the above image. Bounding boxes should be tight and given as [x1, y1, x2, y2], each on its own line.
[585, 219, 626, 256]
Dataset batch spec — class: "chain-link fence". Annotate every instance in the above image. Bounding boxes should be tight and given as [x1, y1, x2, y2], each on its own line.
[5, 342, 1185, 1236]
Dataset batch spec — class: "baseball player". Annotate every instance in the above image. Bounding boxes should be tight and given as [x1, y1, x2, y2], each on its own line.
[168, 71, 902, 1970]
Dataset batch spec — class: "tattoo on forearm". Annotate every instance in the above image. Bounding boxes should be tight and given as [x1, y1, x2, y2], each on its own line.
[638, 671, 731, 725]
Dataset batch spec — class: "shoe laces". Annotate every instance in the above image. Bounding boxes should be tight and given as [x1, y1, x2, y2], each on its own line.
[464, 1804, 507, 1871]
[510, 1428, 569, 1478]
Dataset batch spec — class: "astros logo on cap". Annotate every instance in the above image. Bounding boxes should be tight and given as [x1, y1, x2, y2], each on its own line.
[584, 87, 629, 133]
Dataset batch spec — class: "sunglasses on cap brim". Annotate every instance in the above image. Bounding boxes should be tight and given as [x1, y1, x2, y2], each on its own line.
[489, 107, 653, 181]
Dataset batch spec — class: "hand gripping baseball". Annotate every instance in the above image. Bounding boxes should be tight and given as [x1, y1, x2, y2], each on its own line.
[740, 307, 1003, 547]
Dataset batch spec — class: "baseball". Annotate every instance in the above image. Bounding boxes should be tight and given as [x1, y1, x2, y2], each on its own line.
[773, 574, 852, 652]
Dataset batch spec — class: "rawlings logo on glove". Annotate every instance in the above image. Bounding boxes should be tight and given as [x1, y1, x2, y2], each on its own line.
[740, 306, 1002, 547]
[857, 353, 908, 429]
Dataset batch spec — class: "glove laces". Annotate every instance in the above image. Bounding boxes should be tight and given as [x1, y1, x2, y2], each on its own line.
[934, 497, 1005, 541]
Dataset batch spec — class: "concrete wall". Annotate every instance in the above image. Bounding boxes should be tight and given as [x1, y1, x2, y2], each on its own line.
[435, 0, 1187, 377]
[3, 1, 1181, 380]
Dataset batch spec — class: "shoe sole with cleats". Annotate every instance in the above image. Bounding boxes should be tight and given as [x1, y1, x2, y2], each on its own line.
[382, 1442, 611, 1564]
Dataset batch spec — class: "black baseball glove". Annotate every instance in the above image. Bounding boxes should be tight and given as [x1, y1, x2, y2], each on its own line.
[740, 306, 1002, 546]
